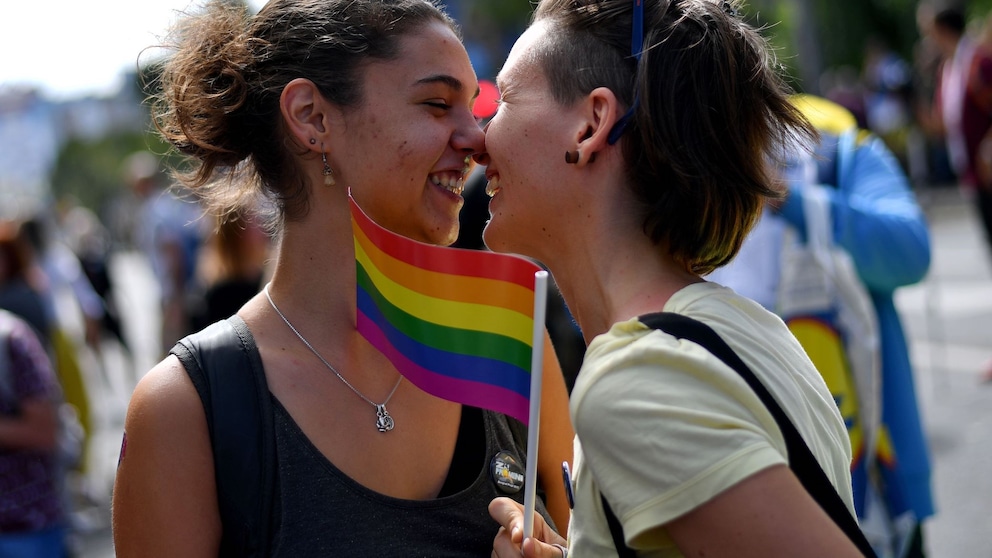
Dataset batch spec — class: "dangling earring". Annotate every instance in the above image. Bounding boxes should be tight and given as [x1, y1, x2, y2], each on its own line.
[321, 145, 335, 186]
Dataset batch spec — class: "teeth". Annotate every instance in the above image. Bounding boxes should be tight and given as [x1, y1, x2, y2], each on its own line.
[485, 176, 501, 197]
[430, 174, 464, 196]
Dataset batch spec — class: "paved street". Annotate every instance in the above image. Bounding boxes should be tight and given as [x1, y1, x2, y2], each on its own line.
[895, 185, 992, 557]
[70, 249, 161, 558]
[73, 185, 992, 557]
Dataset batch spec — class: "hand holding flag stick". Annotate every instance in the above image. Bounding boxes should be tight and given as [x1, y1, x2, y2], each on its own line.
[349, 193, 549, 537]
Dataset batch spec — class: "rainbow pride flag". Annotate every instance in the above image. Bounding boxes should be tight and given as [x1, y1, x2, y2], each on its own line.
[350, 195, 545, 425]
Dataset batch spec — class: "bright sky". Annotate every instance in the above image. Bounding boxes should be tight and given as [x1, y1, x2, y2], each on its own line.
[0, 0, 265, 101]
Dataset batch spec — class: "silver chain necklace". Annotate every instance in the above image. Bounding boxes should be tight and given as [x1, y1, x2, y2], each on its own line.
[264, 284, 401, 432]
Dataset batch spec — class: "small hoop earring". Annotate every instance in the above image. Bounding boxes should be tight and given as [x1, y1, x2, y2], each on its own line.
[565, 150, 579, 164]
[321, 144, 335, 186]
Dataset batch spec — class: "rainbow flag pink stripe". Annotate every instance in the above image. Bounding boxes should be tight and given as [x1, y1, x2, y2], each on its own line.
[350, 195, 543, 424]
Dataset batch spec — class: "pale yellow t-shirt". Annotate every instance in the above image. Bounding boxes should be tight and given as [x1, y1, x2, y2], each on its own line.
[565, 282, 853, 557]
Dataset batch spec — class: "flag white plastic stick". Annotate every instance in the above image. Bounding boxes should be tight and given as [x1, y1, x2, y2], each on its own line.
[523, 270, 548, 540]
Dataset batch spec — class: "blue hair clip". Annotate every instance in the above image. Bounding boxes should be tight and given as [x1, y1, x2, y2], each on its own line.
[631, 0, 644, 62]
[607, 98, 640, 145]
[607, 0, 644, 145]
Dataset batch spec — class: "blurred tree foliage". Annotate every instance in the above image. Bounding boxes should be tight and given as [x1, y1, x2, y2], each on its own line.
[970, 0, 992, 18]
[49, 64, 180, 216]
[49, 131, 176, 218]
[722, 0, 924, 93]
[465, 1, 531, 29]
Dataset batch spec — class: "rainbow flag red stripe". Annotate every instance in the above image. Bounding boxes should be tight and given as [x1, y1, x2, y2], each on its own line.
[350, 195, 543, 424]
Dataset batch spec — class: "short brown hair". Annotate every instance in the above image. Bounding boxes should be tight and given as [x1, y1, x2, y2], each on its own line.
[150, 0, 458, 223]
[533, 0, 815, 274]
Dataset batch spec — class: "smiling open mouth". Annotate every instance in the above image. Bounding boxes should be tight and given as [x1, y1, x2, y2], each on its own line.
[430, 172, 465, 195]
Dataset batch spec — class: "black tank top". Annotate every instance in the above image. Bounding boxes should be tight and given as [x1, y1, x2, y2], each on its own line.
[269, 399, 552, 557]
[176, 317, 553, 557]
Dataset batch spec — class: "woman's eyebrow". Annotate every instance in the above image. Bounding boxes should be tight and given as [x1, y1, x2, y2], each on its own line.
[414, 74, 480, 101]
[414, 74, 464, 92]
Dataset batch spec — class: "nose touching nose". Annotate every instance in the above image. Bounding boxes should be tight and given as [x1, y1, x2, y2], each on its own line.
[454, 113, 488, 166]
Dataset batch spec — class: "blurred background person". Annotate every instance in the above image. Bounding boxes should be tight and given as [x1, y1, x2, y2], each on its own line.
[21, 213, 105, 354]
[16, 212, 98, 515]
[60, 201, 131, 364]
[911, 1, 957, 187]
[122, 151, 205, 357]
[1, 217, 91, 551]
[916, 4, 992, 384]
[918, 5, 992, 260]
[709, 94, 934, 557]
[0, 221, 51, 352]
[821, 65, 870, 130]
[863, 36, 915, 171]
[0, 307, 69, 557]
[186, 209, 272, 334]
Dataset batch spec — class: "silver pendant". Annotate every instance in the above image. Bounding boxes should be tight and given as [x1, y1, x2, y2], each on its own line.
[376, 404, 395, 432]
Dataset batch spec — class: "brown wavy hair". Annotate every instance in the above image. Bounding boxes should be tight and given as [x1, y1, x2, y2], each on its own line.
[149, 0, 458, 224]
[532, 0, 816, 274]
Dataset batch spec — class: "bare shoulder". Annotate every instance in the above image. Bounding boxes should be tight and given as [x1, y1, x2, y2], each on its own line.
[127, 355, 205, 423]
[119, 356, 211, 459]
[112, 355, 220, 557]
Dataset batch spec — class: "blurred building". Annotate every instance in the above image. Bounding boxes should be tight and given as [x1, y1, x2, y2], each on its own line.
[0, 82, 145, 219]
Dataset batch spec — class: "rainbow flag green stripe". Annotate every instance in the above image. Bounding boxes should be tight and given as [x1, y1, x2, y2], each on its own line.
[356, 299, 531, 422]
[356, 286, 532, 396]
[356, 263, 533, 371]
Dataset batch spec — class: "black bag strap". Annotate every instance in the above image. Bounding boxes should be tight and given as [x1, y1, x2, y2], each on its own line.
[602, 492, 637, 558]
[599, 312, 875, 557]
[170, 315, 275, 558]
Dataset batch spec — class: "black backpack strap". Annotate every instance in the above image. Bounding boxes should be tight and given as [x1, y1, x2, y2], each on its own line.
[599, 312, 875, 557]
[602, 493, 637, 558]
[170, 315, 276, 558]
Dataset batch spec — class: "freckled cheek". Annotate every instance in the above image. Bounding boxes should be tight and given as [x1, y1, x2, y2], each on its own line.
[505, 127, 546, 178]
[394, 141, 427, 180]
[489, 118, 524, 155]
[513, 126, 542, 159]
[492, 123, 532, 162]
[396, 140, 414, 161]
